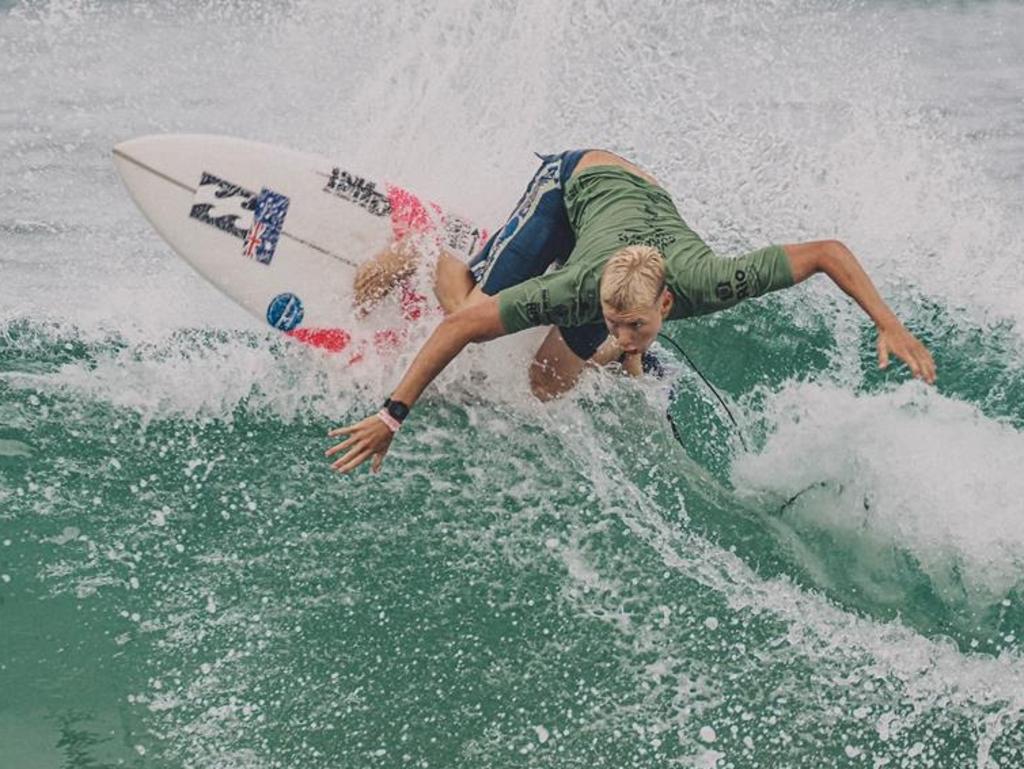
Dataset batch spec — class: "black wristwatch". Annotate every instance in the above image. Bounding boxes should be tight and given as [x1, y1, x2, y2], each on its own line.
[383, 398, 410, 424]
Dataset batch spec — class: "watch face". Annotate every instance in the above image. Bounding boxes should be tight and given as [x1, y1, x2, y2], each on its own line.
[387, 400, 410, 422]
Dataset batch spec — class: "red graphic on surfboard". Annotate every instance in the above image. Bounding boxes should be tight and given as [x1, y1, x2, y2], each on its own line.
[285, 183, 486, 363]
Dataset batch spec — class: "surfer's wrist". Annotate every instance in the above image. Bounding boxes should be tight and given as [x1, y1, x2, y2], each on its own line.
[378, 398, 410, 432]
[376, 409, 401, 433]
[874, 313, 903, 333]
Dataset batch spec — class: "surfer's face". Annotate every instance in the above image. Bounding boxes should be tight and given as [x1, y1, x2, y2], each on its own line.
[602, 289, 673, 355]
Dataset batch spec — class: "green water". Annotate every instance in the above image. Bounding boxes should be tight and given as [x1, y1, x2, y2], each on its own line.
[4, 0, 1024, 765]
[3, 298, 1023, 768]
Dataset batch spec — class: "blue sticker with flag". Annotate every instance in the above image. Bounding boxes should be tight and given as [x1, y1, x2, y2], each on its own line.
[242, 187, 290, 265]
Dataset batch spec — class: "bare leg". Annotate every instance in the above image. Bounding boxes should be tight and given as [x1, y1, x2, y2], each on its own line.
[434, 252, 477, 314]
[528, 327, 591, 401]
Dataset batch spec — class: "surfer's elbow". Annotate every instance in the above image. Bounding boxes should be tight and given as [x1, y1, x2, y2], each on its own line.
[437, 315, 486, 348]
[784, 240, 851, 283]
[817, 240, 853, 272]
[436, 314, 478, 350]
[444, 297, 505, 344]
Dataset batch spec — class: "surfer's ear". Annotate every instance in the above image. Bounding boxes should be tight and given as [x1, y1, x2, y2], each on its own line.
[659, 288, 673, 317]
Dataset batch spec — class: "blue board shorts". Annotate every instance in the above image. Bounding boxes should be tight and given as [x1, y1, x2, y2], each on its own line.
[467, 150, 609, 361]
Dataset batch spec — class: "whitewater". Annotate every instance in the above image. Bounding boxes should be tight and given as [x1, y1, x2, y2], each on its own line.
[1, 1, 1023, 767]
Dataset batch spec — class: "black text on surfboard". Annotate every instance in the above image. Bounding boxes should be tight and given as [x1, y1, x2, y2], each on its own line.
[322, 168, 392, 217]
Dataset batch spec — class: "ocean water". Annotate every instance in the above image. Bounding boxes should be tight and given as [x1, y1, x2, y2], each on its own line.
[2, 1, 1023, 767]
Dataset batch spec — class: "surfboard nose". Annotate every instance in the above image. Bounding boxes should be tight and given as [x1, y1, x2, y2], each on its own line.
[112, 135, 177, 188]
[113, 133, 176, 163]
[112, 135, 148, 156]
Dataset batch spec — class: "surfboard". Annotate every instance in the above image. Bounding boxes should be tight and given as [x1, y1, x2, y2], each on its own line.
[112, 134, 488, 361]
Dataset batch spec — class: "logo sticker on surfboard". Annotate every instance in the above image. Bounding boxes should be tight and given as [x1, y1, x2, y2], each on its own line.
[321, 167, 391, 217]
[190, 171, 289, 265]
[266, 292, 304, 331]
[242, 188, 290, 264]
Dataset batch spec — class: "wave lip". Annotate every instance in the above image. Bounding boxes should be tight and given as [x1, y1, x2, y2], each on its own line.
[733, 380, 1024, 647]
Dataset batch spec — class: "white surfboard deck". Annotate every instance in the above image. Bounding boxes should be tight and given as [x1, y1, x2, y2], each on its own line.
[112, 134, 490, 360]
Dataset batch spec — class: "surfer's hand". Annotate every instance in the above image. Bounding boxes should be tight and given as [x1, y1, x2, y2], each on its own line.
[354, 241, 417, 314]
[622, 352, 643, 377]
[877, 322, 936, 384]
[326, 415, 395, 474]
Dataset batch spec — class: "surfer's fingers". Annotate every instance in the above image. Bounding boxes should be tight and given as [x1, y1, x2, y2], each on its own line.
[876, 336, 890, 369]
[371, 452, 385, 474]
[327, 425, 356, 438]
[327, 427, 381, 464]
[906, 356, 922, 379]
[897, 342, 929, 380]
[907, 340, 930, 380]
[913, 341, 937, 383]
[333, 447, 372, 474]
[917, 350, 936, 384]
[896, 332, 937, 384]
[324, 436, 358, 458]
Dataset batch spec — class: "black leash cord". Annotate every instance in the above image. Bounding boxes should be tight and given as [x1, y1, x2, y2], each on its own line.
[656, 332, 749, 453]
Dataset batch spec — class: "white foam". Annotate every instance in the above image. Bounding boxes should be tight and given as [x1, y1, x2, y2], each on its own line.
[733, 380, 1024, 608]
[5, 0, 1024, 765]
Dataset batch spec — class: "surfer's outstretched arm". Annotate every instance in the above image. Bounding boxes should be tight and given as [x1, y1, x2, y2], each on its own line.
[326, 296, 506, 474]
[783, 240, 936, 384]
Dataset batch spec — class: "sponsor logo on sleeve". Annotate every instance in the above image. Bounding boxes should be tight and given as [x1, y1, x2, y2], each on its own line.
[266, 292, 304, 331]
[713, 270, 752, 302]
[734, 269, 750, 299]
[525, 301, 542, 324]
[322, 168, 392, 217]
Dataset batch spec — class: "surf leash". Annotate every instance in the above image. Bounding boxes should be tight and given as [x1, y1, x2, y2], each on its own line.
[656, 332, 749, 453]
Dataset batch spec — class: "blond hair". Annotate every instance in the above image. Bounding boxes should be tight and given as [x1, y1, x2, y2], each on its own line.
[599, 245, 666, 311]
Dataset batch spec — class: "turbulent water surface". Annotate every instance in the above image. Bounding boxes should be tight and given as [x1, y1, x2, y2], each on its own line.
[2, 1, 1024, 767]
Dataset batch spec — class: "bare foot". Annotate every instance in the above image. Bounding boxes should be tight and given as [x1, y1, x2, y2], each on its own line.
[354, 241, 418, 311]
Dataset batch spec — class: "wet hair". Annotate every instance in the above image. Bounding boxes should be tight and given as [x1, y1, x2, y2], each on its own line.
[599, 245, 666, 311]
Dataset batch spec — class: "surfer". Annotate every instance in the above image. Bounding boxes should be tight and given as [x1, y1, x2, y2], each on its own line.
[327, 149, 936, 473]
